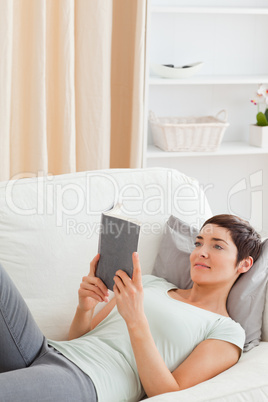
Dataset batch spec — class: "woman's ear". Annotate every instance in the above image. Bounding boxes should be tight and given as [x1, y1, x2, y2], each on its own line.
[237, 256, 253, 274]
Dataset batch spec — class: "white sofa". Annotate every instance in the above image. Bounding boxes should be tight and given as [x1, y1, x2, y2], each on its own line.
[0, 167, 267, 401]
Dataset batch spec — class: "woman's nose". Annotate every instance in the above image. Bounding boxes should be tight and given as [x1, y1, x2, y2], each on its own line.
[199, 246, 209, 258]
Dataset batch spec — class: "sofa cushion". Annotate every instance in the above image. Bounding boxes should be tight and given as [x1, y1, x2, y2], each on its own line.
[152, 215, 268, 351]
[152, 215, 198, 289]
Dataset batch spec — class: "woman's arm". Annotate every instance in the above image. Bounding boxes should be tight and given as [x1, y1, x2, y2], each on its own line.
[171, 338, 240, 391]
[113, 253, 241, 397]
[128, 327, 240, 396]
[68, 254, 112, 340]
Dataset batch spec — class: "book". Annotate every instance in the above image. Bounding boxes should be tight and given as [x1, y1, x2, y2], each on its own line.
[96, 204, 141, 291]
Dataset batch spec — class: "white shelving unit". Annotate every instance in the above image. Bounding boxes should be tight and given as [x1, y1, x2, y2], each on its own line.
[143, 1, 268, 236]
[147, 142, 268, 158]
[150, 76, 268, 85]
[151, 7, 268, 15]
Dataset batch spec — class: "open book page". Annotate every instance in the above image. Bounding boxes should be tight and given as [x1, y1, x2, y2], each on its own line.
[102, 203, 141, 224]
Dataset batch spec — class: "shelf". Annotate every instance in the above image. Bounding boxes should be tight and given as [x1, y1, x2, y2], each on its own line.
[149, 75, 268, 85]
[151, 7, 268, 15]
[147, 142, 268, 158]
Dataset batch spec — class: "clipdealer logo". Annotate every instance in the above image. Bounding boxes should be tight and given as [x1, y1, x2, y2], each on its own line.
[4, 170, 210, 230]
[227, 170, 263, 231]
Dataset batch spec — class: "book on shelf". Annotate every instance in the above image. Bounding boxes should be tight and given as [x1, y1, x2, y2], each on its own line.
[96, 204, 141, 291]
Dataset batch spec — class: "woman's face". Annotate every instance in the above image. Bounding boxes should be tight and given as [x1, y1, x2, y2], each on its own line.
[190, 223, 240, 286]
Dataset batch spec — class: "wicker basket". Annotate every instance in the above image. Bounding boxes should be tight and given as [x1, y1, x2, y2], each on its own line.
[149, 110, 229, 152]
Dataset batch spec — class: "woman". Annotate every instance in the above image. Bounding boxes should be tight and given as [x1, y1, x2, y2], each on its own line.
[0, 215, 262, 401]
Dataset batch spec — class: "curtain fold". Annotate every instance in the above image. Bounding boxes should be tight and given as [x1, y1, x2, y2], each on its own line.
[75, 0, 112, 172]
[46, 0, 76, 175]
[0, 0, 146, 181]
[129, 0, 147, 168]
[11, 0, 48, 179]
[0, 0, 12, 180]
[110, 0, 146, 169]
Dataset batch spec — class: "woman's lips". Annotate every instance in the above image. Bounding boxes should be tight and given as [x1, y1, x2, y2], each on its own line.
[194, 263, 210, 269]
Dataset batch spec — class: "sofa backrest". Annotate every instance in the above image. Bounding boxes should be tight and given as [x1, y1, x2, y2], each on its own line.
[0, 167, 266, 343]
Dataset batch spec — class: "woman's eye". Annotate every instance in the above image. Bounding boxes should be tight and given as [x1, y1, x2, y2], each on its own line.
[214, 244, 223, 250]
[194, 242, 201, 247]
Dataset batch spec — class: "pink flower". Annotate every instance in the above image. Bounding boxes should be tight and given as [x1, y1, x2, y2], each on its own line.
[257, 84, 268, 104]
[250, 92, 265, 105]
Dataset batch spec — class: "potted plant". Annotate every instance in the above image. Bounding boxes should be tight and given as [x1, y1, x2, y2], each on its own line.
[249, 84, 268, 147]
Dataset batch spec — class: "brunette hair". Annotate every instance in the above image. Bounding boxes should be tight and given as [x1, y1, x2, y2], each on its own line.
[201, 214, 262, 264]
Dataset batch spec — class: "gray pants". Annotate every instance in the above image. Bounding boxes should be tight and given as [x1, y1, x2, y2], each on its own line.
[0, 264, 97, 401]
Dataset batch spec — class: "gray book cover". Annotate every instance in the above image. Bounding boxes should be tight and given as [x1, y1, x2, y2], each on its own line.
[96, 213, 141, 290]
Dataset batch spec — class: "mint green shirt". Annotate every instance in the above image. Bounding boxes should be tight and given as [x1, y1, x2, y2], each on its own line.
[48, 275, 245, 402]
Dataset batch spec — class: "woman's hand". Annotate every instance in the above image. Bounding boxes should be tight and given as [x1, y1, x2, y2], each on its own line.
[69, 254, 112, 340]
[78, 254, 109, 312]
[113, 252, 146, 328]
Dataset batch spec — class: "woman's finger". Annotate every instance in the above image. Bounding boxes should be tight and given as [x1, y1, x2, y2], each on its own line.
[113, 282, 119, 295]
[114, 270, 131, 286]
[113, 274, 127, 293]
[83, 275, 108, 296]
[80, 281, 109, 297]
[89, 254, 100, 275]
[79, 284, 109, 303]
[79, 288, 104, 303]
[80, 281, 108, 301]
[132, 252, 142, 287]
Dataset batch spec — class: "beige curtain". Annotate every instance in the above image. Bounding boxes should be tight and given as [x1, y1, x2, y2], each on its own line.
[0, 0, 146, 181]
[110, 0, 146, 168]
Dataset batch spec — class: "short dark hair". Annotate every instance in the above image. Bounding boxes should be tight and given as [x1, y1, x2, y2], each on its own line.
[201, 214, 262, 264]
